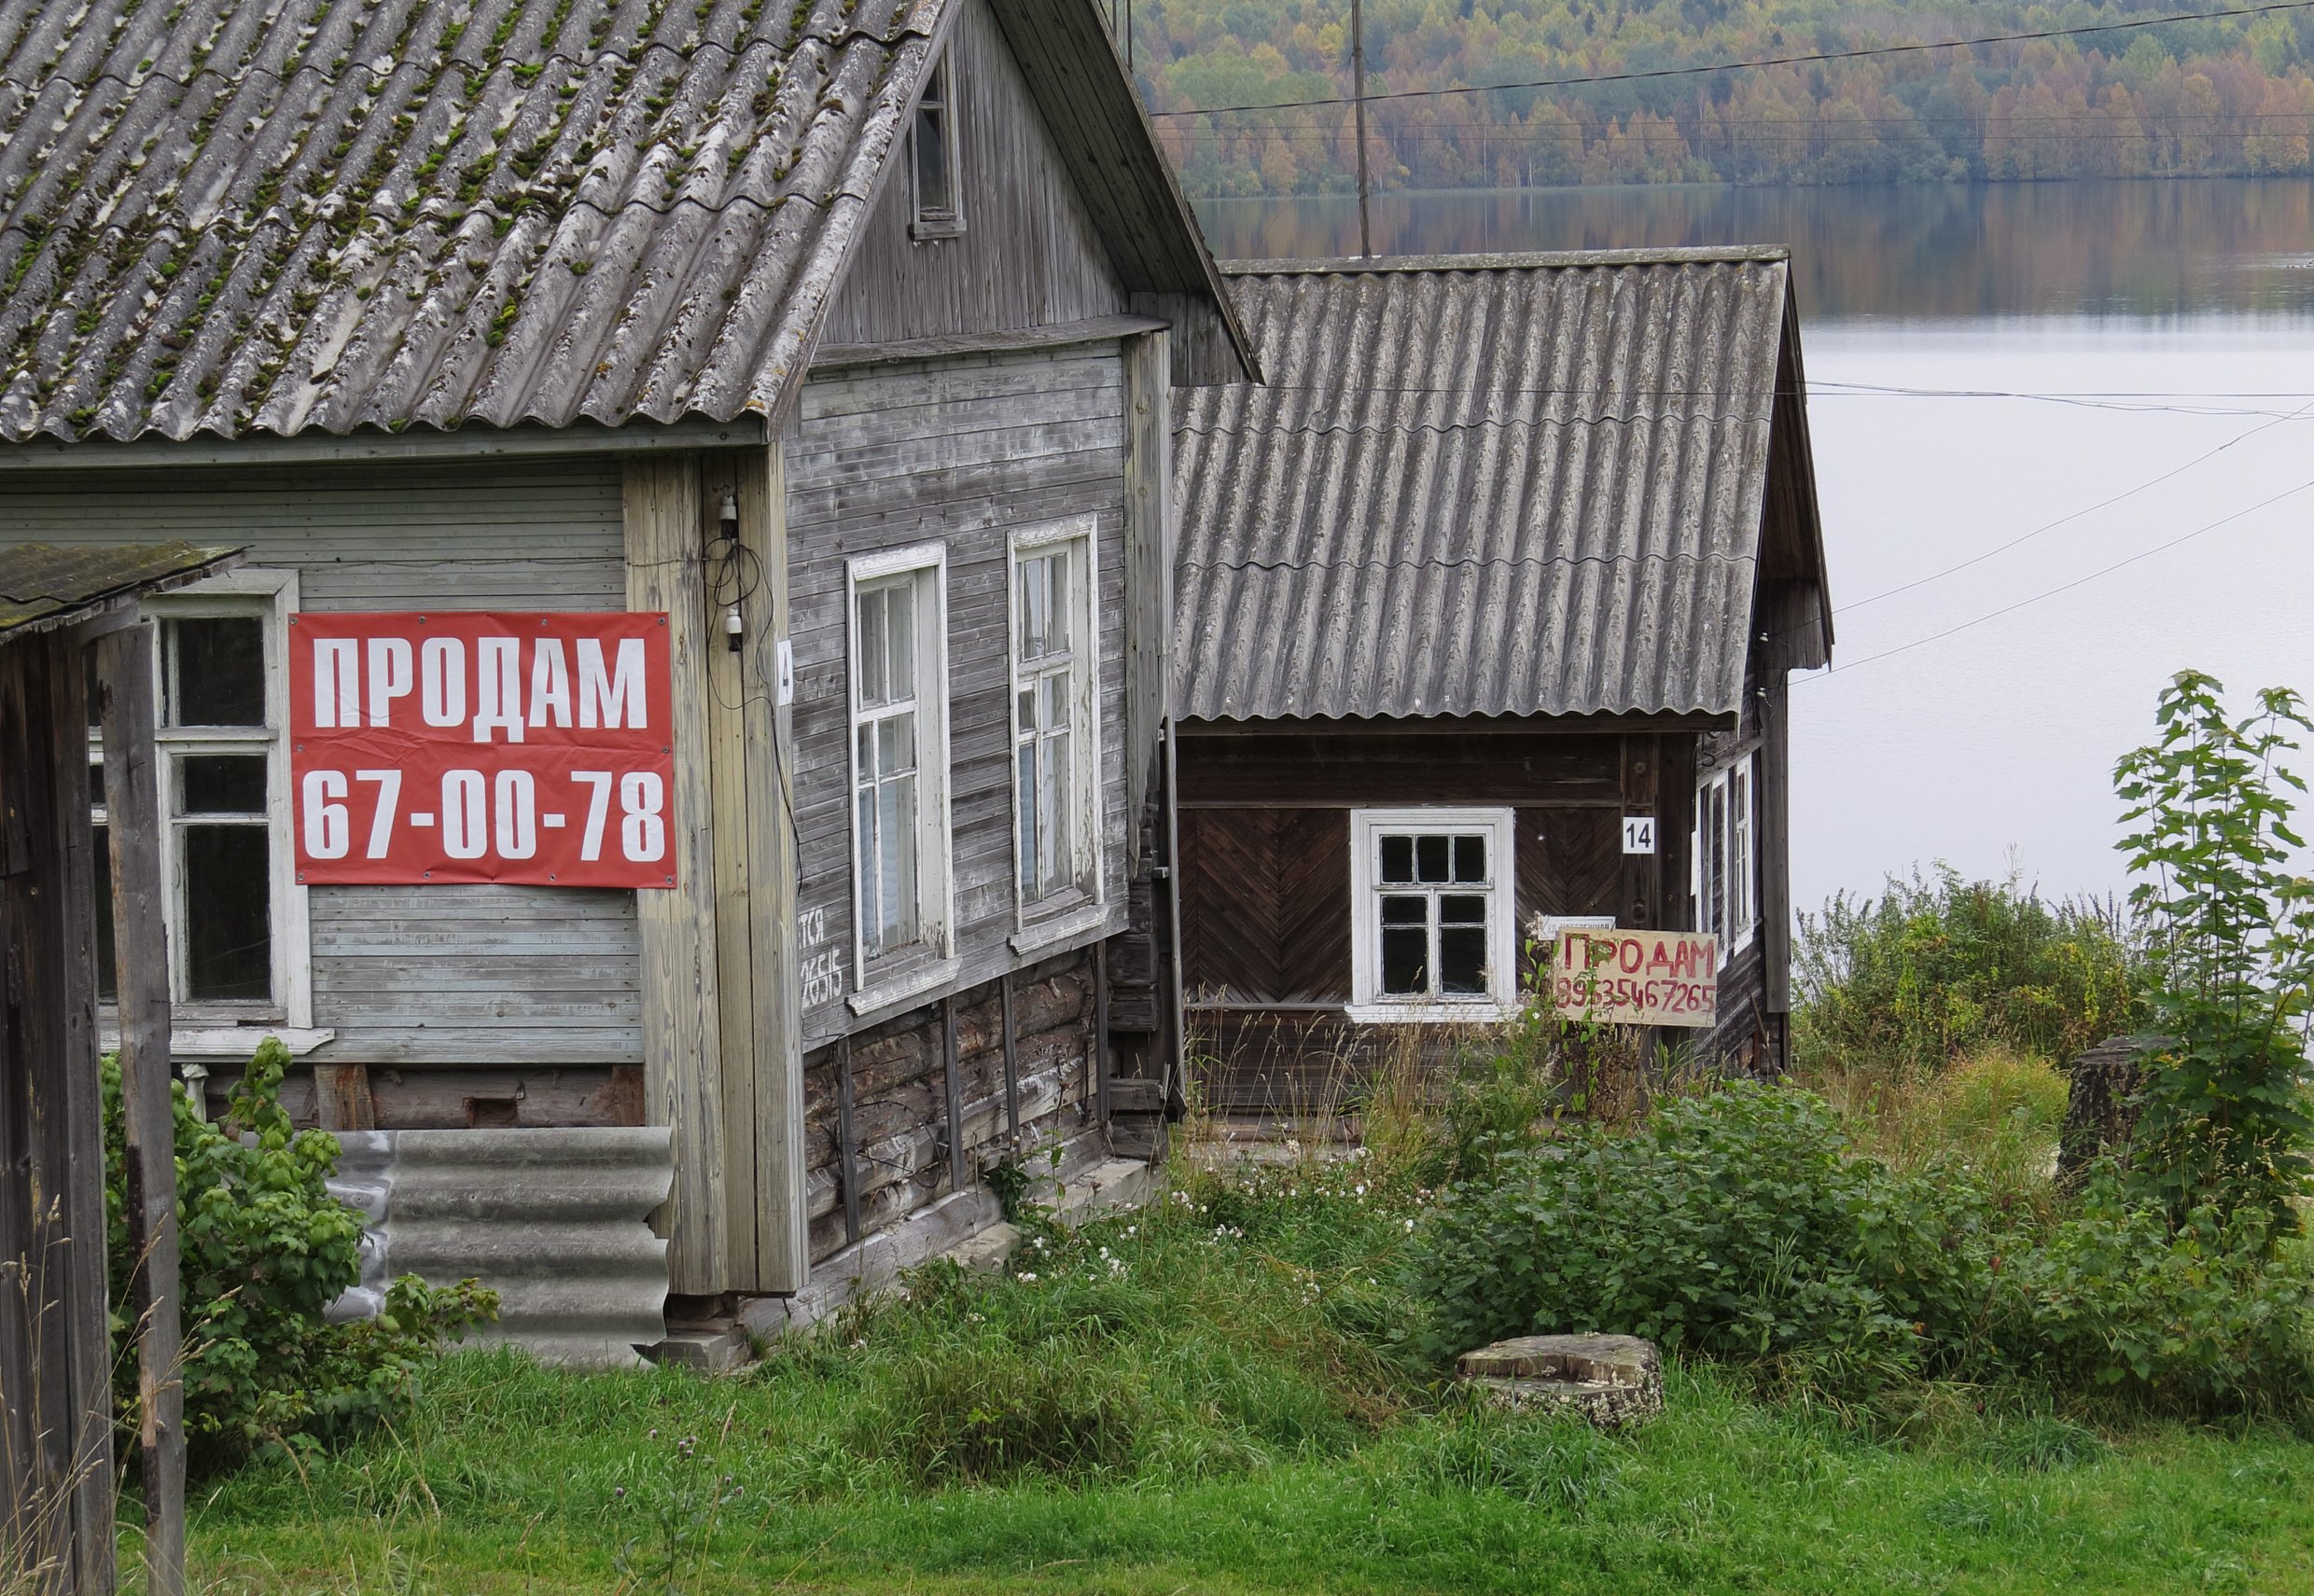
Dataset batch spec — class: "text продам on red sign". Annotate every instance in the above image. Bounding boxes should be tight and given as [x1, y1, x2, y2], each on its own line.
[290, 612, 677, 889]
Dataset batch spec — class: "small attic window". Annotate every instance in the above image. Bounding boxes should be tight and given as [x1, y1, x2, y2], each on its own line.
[911, 51, 963, 240]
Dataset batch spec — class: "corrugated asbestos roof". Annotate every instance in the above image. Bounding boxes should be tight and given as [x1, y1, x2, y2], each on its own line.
[0, 541, 244, 636]
[1174, 248, 1797, 722]
[0, 0, 946, 444]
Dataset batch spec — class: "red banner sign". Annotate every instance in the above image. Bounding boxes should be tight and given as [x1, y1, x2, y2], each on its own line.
[289, 612, 676, 888]
[1552, 928, 1719, 1028]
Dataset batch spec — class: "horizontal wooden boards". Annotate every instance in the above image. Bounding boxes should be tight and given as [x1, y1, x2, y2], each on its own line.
[1178, 727, 1624, 809]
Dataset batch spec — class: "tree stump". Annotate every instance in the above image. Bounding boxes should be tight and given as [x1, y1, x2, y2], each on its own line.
[1455, 1333, 1663, 1427]
[2058, 1035, 2167, 1186]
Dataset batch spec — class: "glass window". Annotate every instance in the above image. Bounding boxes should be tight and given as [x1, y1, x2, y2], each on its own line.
[1695, 755, 1758, 965]
[1352, 813, 1512, 1013]
[88, 595, 291, 1015]
[854, 574, 925, 958]
[913, 53, 960, 230]
[1012, 537, 1089, 907]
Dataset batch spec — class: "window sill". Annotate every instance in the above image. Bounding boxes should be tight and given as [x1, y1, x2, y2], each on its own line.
[1345, 1001, 1514, 1027]
[99, 1023, 337, 1058]
[910, 217, 966, 242]
[1010, 900, 1111, 956]
[848, 959, 959, 1019]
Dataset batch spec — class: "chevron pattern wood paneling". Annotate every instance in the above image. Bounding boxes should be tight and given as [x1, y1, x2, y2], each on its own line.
[1518, 807, 1623, 924]
[1181, 808, 1351, 1003]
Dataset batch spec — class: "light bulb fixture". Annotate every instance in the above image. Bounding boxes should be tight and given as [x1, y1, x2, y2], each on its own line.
[725, 604, 744, 652]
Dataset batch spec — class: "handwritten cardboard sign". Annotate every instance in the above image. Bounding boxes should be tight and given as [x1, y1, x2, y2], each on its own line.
[1553, 927, 1719, 1029]
[289, 612, 676, 888]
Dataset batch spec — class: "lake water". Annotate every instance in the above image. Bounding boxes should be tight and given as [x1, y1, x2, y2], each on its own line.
[1196, 179, 2314, 914]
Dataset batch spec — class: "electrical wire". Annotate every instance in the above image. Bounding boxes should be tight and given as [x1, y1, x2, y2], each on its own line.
[1837, 394, 2314, 614]
[1799, 472, 2314, 680]
[1147, 0, 2314, 118]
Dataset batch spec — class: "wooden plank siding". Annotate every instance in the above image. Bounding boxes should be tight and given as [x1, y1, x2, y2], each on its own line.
[6, 463, 644, 1078]
[787, 342, 1133, 1050]
[1177, 720, 1777, 1111]
[815, 0, 1127, 349]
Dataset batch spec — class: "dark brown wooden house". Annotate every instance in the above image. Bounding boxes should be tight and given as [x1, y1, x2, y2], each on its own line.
[1170, 249, 1832, 1112]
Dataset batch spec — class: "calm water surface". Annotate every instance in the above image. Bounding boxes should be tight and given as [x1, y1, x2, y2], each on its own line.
[1197, 180, 2314, 909]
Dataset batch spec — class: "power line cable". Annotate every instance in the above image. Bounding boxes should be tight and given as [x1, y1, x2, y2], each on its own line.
[1800, 472, 2314, 678]
[1147, 0, 2314, 117]
[1838, 394, 2314, 614]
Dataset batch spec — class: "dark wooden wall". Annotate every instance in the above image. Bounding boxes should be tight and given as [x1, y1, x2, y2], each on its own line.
[816, 0, 1128, 347]
[1177, 720, 1687, 1110]
[0, 629, 114, 1591]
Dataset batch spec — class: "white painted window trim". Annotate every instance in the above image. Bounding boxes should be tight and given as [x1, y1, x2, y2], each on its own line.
[1007, 514, 1103, 927]
[1346, 807, 1518, 1024]
[1694, 754, 1758, 967]
[100, 568, 315, 1034]
[845, 543, 954, 999]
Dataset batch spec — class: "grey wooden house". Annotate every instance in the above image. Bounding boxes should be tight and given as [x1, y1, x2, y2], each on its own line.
[1171, 250, 1831, 1111]
[0, 0, 1245, 1326]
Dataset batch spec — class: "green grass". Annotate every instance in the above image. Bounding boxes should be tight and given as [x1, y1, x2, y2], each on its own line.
[177, 1158, 2314, 1595]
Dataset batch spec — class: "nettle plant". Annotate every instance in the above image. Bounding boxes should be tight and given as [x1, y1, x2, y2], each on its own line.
[2113, 670, 2314, 1232]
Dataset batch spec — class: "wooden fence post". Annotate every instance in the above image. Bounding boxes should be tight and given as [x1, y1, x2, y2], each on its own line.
[100, 624, 183, 1596]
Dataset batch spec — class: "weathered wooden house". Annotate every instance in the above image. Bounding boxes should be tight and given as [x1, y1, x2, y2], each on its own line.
[0, 0, 1244, 1339]
[1171, 250, 1832, 1111]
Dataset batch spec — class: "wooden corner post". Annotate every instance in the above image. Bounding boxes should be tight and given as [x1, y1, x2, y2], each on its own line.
[100, 624, 185, 1596]
[624, 458, 729, 1296]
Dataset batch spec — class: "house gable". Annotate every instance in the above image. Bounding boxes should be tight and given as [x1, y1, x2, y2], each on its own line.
[819, 0, 1131, 348]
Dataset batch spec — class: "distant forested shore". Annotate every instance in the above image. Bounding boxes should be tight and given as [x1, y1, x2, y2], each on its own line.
[1128, 0, 2314, 194]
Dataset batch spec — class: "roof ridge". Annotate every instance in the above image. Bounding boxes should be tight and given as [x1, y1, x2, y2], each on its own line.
[1218, 245, 1790, 274]
[1183, 550, 1755, 575]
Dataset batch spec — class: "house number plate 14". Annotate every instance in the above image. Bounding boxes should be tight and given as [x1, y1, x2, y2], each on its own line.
[1622, 816, 1656, 854]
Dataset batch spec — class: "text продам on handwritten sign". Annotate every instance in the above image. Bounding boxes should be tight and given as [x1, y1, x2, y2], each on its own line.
[290, 612, 676, 888]
[1553, 927, 1719, 1029]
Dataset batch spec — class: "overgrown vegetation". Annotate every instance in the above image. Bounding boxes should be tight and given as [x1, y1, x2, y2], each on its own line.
[1793, 865, 2143, 1074]
[103, 1039, 496, 1470]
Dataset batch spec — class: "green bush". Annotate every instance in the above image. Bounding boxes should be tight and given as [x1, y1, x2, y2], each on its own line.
[103, 1039, 497, 1468]
[1794, 866, 2144, 1072]
[1411, 1086, 2000, 1393]
[1999, 1169, 2314, 1410]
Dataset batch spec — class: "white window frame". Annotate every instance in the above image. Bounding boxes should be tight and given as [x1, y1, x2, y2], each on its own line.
[1007, 515, 1102, 928]
[910, 48, 964, 240]
[845, 544, 955, 1005]
[93, 568, 317, 1044]
[1694, 753, 1757, 966]
[1346, 807, 1518, 1024]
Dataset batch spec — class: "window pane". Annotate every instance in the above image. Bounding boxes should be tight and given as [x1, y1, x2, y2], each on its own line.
[885, 773, 918, 948]
[1380, 926, 1427, 995]
[886, 589, 914, 700]
[857, 721, 876, 779]
[1042, 729, 1069, 890]
[857, 589, 886, 705]
[91, 821, 116, 1004]
[915, 104, 952, 215]
[1415, 834, 1449, 882]
[1379, 894, 1427, 926]
[89, 756, 105, 810]
[168, 618, 265, 728]
[1379, 835, 1413, 883]
[1441, 894, 1487, 927]
[182, 824, 271, 1000]
[878, 713, 915, 777]
[857, 785, 879, 945]
[1017, 687, 1036, 731]
[179, 754, 268, 814]
[1041, 672, 1069, 729]
[1016, 742, 1038, 893]
[1440, 927, 1487, 994]
[1452, 835, 1486, 882]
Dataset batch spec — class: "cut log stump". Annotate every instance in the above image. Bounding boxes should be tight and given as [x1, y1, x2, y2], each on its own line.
[1455, 1333, 1663, 1427]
